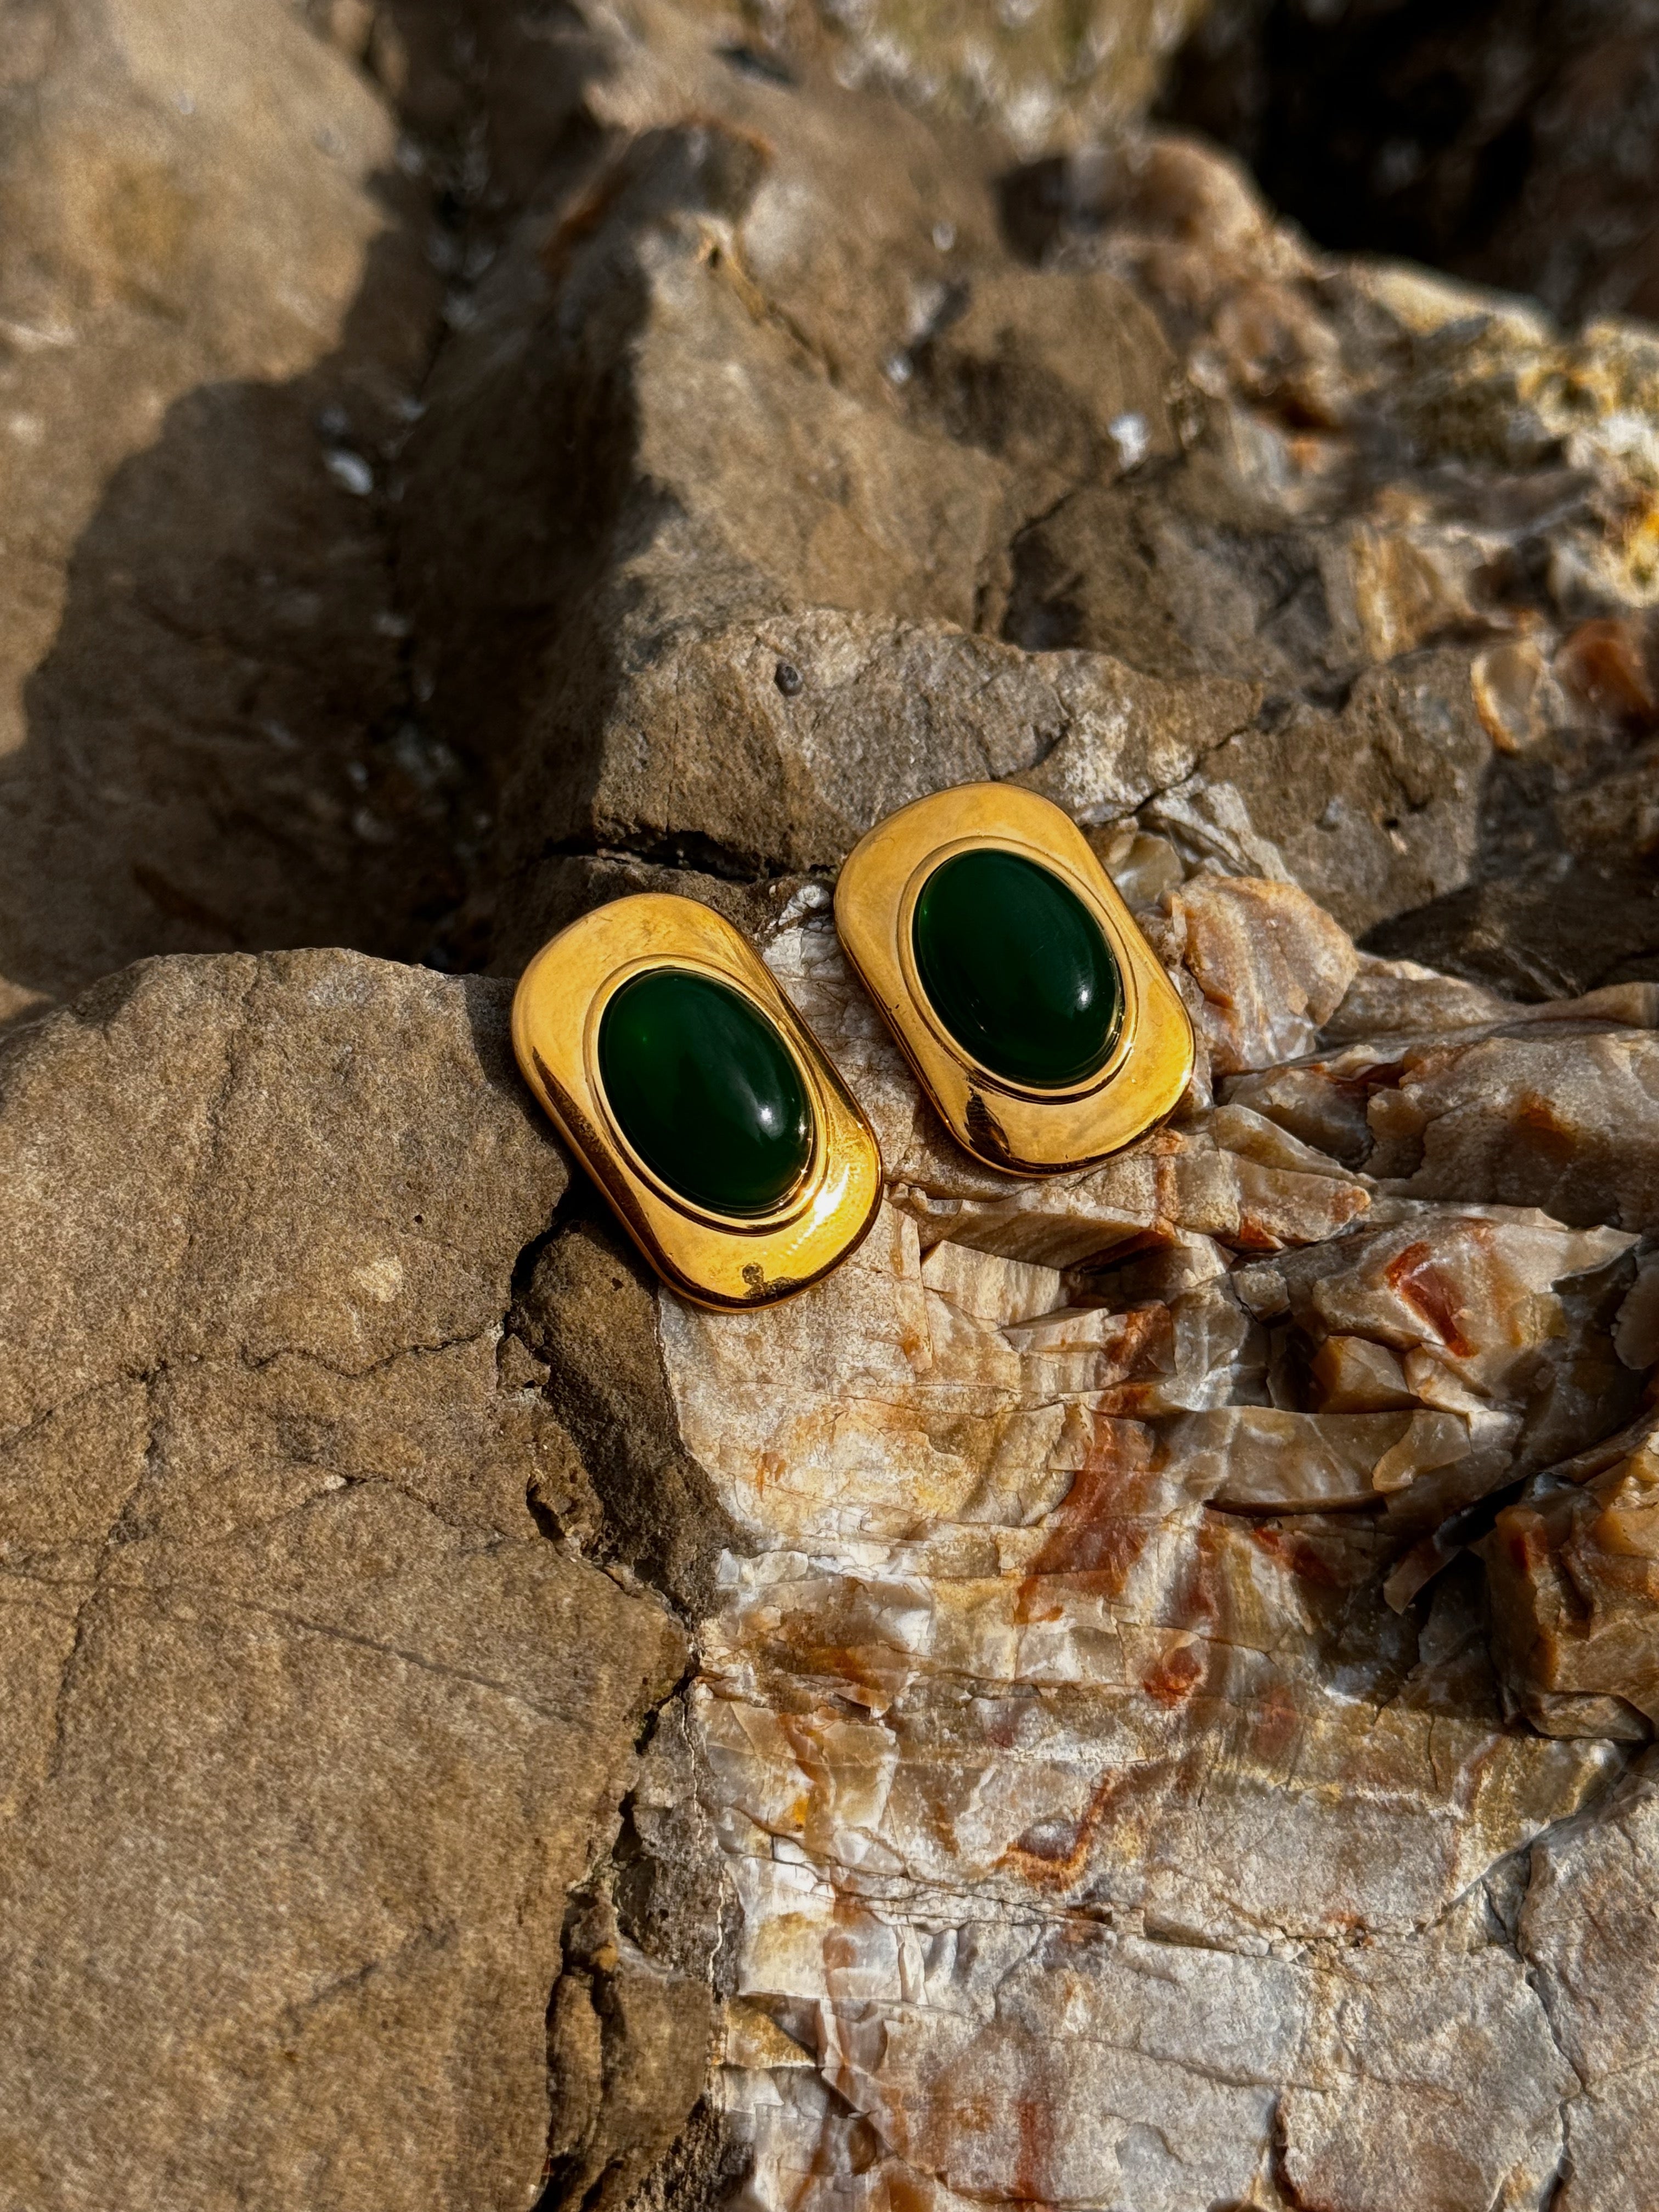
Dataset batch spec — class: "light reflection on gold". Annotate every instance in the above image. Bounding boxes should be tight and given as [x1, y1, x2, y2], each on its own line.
[513, 894, 883, 1309]
[834, 783, 1194, 1173]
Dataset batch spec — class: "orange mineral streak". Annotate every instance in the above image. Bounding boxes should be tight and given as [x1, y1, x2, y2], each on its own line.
[1511, 1090, 1582, 1167]
[1384, 1240, 1476, 1358]
[779, 1633, 905, 1714]
[998, 1770, 1122, 1890]
[1152, 1141, 1183, 1240]
[775, 1711, 843, 1843]
[1231, 1209, 1286, 1252]
[1094, 1302, 1178, 1415]
[1014, 2092, 1057, 2210]
[1556, 614, 1659, 726]
[1505, 1510, 1548, 1577]
[1171, 1520, 1223, 1632]
[1248, 1677, 1303, 1768]
[1014, 1415, 1158, 1621]
[875, 2169, 938, 2212]
[1141, 1641, 1205, 1706]
[1249, 1523, 1342, 1588]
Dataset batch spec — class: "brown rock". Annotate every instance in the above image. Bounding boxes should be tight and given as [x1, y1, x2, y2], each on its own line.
[1521, 1753, 1659, 2212]
[0, 0, 460, 1023]
[8, 0, 1659, 2202]
[545, 1891, 716, 2212]
[516, 1207, 748, 1616]
[1165, 0, 1659, 328]
[682, 0, 1212, 151]
[905, 266, 1181, 479]
[1485, 1422, 1659, 1739]
[506, 608, 1256, 894]
[1207, 650, 1493, 939]
[1145, 869, 1360, 1074]
[400, 91, 1261, 949]
[0, 950, 686, 2209]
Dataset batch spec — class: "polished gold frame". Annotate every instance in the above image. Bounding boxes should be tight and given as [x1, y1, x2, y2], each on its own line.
[512, 894, 883, 1308]
[834, 783, 1193, 1174]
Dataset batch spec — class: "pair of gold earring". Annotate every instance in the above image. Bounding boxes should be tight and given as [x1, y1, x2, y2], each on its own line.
[512, 783, 1193, 1310]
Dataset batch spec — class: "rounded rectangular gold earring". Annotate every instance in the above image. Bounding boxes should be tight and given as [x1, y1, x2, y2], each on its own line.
[834, 783, 1194, 1175]
[512, 893, 883, 1308]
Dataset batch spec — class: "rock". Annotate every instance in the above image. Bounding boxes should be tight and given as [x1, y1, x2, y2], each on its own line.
[640, 899, 1648, 2212]
[1142, 869, 1359, 1074]
[7, 0, 1659, 2202]
[1232, 1013, 1659, 1235]
[684, 0, 1212, 153]
[503, 608, 1257, 900]
[545, 1890, 718, 2212]
[515, 1207, 749, 1617]
[9, 869, 1639, 2210]
[0, 949, 687, 2209]
[0, 0, 456, 1024]
[398, 36, 1659, 994]
[1164, 0, 1659, 327]
[12, 0, 1658, 1015]
[400, 94, 1260, 947]
[1203, 650, 1494, 939]
[1279, 1916, 1573, 2212]
[1520, 1753, 1659, 2212]
[1485, 1420, 1659, 1739]
[483, 841, 1653, 2211]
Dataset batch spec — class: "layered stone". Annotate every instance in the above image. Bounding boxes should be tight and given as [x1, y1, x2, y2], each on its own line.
[598, 968, 813, 1216]
[911, 848, 1123, 1088]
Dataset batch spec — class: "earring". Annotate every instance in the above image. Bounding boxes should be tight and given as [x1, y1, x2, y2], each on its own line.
[834, 783, 1193, 1175]
[512, 894, 883, 1308]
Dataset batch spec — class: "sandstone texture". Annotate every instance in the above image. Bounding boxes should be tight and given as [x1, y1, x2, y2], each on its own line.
[4, 1, 1659, 2210]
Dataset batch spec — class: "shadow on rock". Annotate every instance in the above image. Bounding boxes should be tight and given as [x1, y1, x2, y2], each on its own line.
[0, 0, 600, 1028]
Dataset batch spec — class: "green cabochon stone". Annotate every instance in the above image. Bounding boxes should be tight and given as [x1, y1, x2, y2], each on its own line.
[598, 968, 813, 1216]
[912, 848, 1123, 1089]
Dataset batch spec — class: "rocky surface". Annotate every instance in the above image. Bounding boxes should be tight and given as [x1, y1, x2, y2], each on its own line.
[4, 0, 1659, 2209]
[1165, 0, 1659, 328]
[396, 7, 1659, 998]
[0, 950, 689, 2209]
[671, 868, 1659, 2212]
[0, 0, 438, 1024]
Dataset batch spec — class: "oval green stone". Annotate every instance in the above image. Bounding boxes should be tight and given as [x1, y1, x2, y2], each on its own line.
[598, 968, 813, 1216]
[912, 848, 1122, 1089]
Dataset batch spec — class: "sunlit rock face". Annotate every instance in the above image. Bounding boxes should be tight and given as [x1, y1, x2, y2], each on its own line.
[13, 0, 1659, 2200]
[643, 859, 1659, 2212]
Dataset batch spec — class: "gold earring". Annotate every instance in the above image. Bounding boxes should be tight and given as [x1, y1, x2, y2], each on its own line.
[512, 893, 883, 1308]
[834, 783, 1193, 1175]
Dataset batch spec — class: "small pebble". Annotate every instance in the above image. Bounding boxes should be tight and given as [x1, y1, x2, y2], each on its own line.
[325, 449, 373, 497]
[1109, 411, 1150, 470]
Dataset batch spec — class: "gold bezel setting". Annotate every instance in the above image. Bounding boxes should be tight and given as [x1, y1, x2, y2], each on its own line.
[513, 894, 883, 1308]
[834, 784, 1194, 1175]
